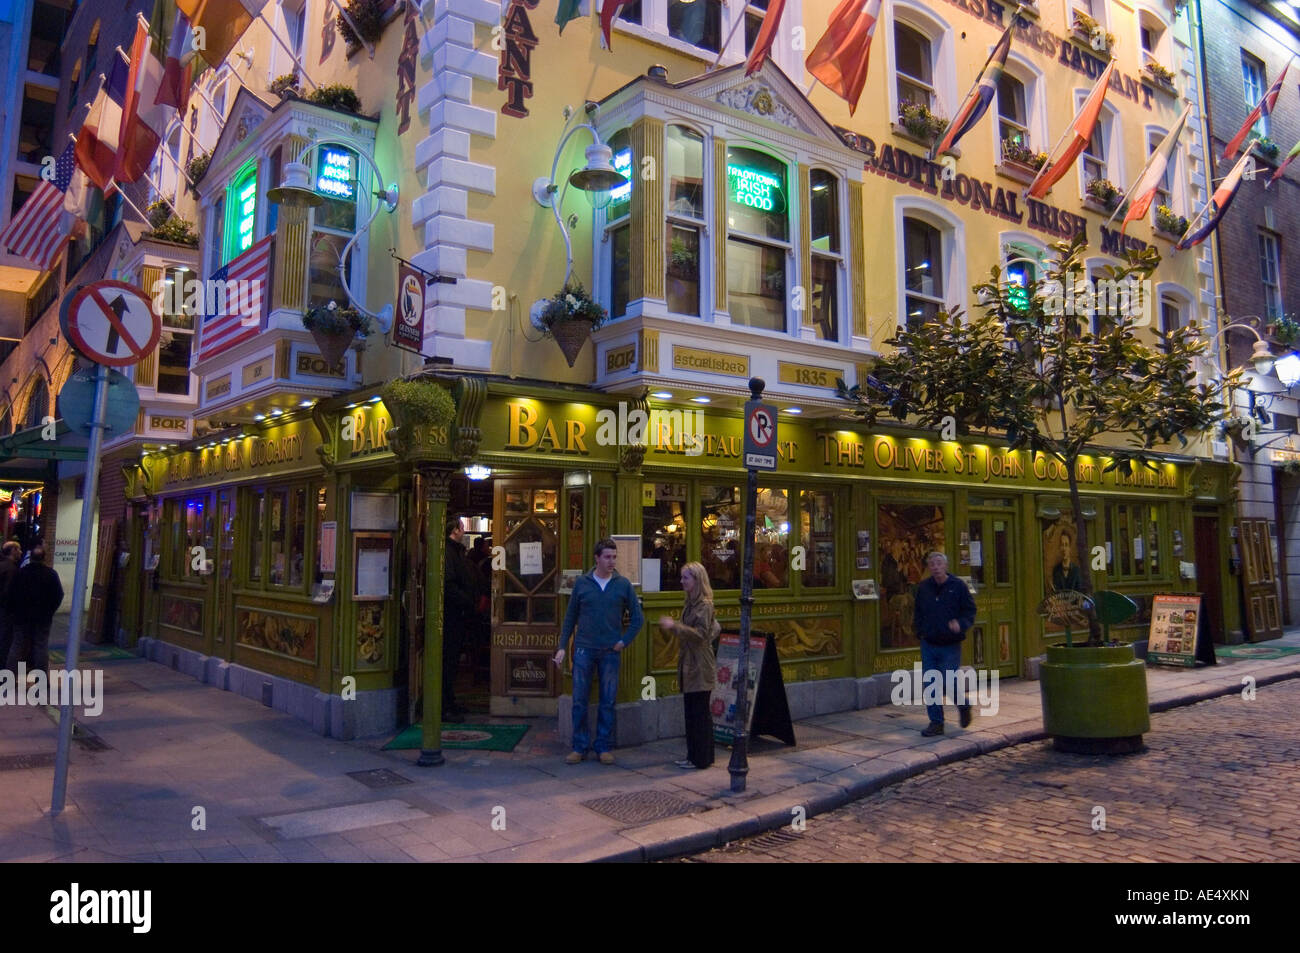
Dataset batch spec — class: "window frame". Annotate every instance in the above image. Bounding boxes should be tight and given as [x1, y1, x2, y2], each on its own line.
[807, 167, 844, 343]
[1077, 95, 1122, 200]
[896, 198, 964, 331]
[613, 0, 801, 75]
[1105, 501, 1169, 584]
[993, 54, 1046, 166]
[1241, 51, 1268, 139]
[242, 480, 317, 594]
[1259, 230, 1282, 320]
[884, 1, 957, 133]
[664, 122, 708, 318]
[724, 143, 793, 334]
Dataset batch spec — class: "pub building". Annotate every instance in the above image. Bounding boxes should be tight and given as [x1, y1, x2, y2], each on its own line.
[114, 1, 1249, 741]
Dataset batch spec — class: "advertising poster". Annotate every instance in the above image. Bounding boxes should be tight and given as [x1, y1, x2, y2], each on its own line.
[1148, 593, 1202, 667]
[393, 262, 425, 353]
[710, 634, 765, 744]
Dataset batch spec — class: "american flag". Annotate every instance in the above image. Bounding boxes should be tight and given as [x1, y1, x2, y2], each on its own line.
[0, 144, 78, 271]
[197, 235, 273, 362]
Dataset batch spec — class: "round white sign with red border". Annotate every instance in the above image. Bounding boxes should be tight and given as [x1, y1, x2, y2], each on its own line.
[748, 405, 775, 448]
[64, 280, 162, 367]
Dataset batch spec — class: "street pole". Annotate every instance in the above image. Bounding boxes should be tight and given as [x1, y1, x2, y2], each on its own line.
[50, 363, 110, 814]
[728, 377, 766, 794]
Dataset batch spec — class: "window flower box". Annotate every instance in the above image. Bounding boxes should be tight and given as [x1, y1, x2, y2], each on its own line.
[1153, 205, 1189, 241]
[1255, 137, 1281, 162]
[1071, 12, 1115, 57]
[1084, 177, 1123, 214]
[1143, 62, 1177, 95]
[895, 101, 950, 150]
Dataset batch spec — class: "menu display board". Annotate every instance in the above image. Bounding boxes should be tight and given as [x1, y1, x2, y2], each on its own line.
[1147, 593, 1202, 667]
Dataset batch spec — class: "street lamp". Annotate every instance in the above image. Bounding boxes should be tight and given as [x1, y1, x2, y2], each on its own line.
[532, 103, 630, 288]
[268, 140, 400, 332]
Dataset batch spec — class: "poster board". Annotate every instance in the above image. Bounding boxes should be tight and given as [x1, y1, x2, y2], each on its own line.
[353, 533, 393, 600]
[612, 534, 641, 586]
[1147, 593, 1202, 667]
[710, 632, 795, 746]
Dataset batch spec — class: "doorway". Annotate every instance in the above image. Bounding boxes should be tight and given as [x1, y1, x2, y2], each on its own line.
[966, 506, 1020, 678]
[1193, 513, 1226, 643]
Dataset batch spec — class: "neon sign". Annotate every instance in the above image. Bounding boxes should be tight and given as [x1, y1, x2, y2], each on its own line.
[608, 147, 632, 209]
[727, 164, 784, 212]
[316, 147, 355, 201]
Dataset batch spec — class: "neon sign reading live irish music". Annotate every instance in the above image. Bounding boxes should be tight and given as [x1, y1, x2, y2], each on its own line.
[316, 147, 356, 201]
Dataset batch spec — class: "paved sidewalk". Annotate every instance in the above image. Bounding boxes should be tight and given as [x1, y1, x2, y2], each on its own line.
[4, 621, 1299, 863]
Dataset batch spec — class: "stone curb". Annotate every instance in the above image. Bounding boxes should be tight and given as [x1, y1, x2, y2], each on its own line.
[615, 667, 1300, 863]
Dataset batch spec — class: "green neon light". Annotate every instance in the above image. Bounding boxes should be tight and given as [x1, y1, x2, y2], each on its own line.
[727, 163, 784, 213]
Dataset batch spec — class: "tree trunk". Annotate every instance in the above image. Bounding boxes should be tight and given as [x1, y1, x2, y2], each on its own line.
[1065, 458, 1104, 644]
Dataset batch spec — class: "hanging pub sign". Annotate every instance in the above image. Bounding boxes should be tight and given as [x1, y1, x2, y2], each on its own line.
[393, 262, 424, 353]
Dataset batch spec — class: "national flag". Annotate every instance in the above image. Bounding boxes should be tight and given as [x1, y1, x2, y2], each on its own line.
[175, 0, 270, 69]
[116, 15, 172, 185]
[1177, 146, 1256, 251]
[197, 235, 274, 361]
[1267, 134, 1300, 188]
[74, 55, 130, 193]
[556, 0, 583, 34]
[0, 144, 78, 271]
[933, 21, 1014, 158]
[1224, 61, 1290, 162]
[806, 0, 882, 116]
[1027, 60, 1115, 199]
[1118, 103, 1191, 233]
[153, 0, 196, 112]
[598, 0, 631, 50]
[745, 0, 787, 77]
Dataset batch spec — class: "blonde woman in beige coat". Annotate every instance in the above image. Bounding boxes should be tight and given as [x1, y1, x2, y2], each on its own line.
[658, 561, 720, 769]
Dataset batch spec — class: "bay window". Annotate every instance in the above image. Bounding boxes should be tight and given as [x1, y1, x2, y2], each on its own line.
[726, 146, 789, 332]
[665, 124, 705, 316]
[808, 169, 841, 341]
[606, 128, 632, 320]
[157, 266, 196, 395]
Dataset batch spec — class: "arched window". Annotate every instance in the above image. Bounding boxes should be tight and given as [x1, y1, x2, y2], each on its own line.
[897, 199, 964, 331]
[726, 145, 789, 332]
[1079, 98, 1122, 198]
[24, 378, 48, 430]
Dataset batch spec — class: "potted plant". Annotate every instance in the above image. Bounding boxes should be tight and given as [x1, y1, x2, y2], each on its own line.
[144, 202, 199, 246]
[1268, 313, 1300, 345]
[1255, 136, 1281, 161]
[380, 377, 456, 433]
[535, 281, 607, 367]
[1154, 205, 1189, 239]
[1002, 138, 1048, 171]
[186, 150, 211, 197]
[1144, 61, 1176, 90]
[302, 300, 373, 367]
[269, 71, 301, 100]
[306, 83, 363, 115]
[337, 0, 391, 49]
[1086, 177, 1123, 212]
[837, 235, 1237, 753]
[1072, 11, 1115, 53]
[897, 100, 949, 146]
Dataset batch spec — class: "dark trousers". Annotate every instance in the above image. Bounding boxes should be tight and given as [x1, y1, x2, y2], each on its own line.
[7, 619, 52, 676]
[442, 621, 464, 714]
[683, 690, 715, 768]
[0, 610, 13, 671]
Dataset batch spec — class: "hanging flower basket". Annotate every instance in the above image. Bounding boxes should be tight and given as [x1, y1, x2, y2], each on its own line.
[535, 281, 608, 367]
[303, 301, 372, 368]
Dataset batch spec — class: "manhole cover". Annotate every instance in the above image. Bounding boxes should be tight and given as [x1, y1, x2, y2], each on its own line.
[0, 752, 57, 771]
[580, 790, 698, 825]
[346, 768, 412, 789]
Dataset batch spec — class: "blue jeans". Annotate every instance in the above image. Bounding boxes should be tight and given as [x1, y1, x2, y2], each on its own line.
[572, 646, 620, 754]
[920, 639, 965, 726]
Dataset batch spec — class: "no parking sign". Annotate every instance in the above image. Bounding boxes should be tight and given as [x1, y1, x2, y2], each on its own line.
[743, 399, 777, 470]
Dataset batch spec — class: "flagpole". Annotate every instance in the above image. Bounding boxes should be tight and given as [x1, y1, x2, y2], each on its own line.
[1023, 63, 1113, 199]
[67, 132, 153, 225]
[256, 12, 320, 89]
[1105, 102, 1191, 228]
[323, 0, 375, 59]
[932, 18, 1016, 159]
[710, 7, 750, 71]
[158, 143, 197, 192]
[1181, 143, 1254, 240]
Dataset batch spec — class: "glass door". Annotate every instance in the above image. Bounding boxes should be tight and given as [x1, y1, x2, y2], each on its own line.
[215, 489, 237, 653]
[966, 508, 1019, 678]
[491, 479, 561, 713]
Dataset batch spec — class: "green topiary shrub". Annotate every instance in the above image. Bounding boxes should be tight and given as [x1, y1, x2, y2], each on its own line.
[380, 378, 457, 427]
[306, 83, 362, 115]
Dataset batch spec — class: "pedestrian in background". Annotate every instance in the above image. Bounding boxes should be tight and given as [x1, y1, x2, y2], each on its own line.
[4, 543, 63, 677]
[555, 538, 644, 765]
[0, 541, 21, 669]
[442, 517, 475, 723]
[658, 561, 719, 769]
[912, 552, 976, 736]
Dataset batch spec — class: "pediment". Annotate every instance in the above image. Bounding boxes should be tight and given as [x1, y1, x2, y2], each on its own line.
[203, 87, 275, 192]
[671, 60, 843, 148]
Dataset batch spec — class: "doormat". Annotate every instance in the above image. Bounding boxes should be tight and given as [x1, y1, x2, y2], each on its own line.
[383, 723, 530, 752]
[1215, 644, 1300, 660]
[48, 644, 137, 664]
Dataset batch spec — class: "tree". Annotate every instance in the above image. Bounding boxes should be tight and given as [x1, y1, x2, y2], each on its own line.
[839, 235, 1238, 643]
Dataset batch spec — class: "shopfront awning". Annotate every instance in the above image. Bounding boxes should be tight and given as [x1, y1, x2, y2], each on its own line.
[0, 420, 89, 469]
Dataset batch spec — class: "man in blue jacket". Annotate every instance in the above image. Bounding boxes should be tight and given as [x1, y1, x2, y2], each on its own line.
[555, 538, 644, 764]
[912, 551, 976, 736]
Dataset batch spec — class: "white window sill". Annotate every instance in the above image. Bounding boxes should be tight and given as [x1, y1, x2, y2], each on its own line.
[613, 21, 734, 68]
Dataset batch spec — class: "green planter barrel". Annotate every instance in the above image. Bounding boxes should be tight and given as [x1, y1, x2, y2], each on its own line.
[1039, 644, 1149, 754]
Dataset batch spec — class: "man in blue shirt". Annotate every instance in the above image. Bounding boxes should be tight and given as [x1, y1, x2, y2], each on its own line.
[555, 538, 644, 764]
[912, 551, 977, 736]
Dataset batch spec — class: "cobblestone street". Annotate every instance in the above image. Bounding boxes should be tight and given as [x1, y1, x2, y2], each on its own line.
[684, 679, 1300, 863]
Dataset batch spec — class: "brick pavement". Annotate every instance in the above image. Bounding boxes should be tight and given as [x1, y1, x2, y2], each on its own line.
[4, 616, 1300, 863]
[684, 679, 1300, 863]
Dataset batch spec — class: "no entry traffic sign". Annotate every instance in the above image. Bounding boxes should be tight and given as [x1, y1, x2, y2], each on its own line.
[743, 399, 778, 470]
[61, 280, 162, 367]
